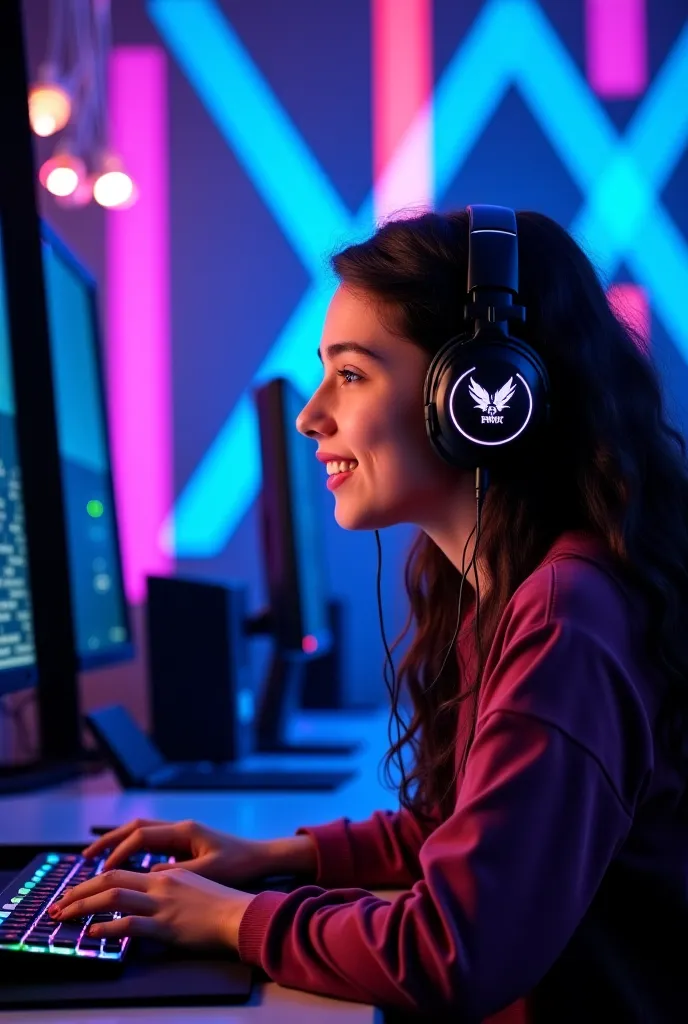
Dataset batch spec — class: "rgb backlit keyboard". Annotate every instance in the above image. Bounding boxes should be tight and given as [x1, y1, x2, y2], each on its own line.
[0, 849, 170, 965]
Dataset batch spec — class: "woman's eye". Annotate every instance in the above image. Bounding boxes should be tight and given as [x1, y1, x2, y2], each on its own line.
[336, 369, 363, 385]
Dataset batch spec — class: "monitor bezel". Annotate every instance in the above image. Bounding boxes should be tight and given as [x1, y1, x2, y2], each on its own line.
[0, 0, 82, 760]
[40, 221, 134, 671]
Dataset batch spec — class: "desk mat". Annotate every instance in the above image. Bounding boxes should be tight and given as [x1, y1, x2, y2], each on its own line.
[0, 843, 298, 1010]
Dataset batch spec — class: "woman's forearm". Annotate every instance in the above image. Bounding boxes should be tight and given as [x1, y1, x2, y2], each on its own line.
[260, 834, 318, 879]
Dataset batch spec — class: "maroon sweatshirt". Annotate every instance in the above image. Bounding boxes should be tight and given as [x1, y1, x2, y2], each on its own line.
[238, 530, 688, 1021]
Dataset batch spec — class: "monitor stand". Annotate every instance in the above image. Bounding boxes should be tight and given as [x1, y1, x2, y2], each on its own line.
[256, 649, 361, 757]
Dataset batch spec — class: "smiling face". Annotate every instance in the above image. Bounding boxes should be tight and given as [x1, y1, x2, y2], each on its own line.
[296, 284, 464, 532]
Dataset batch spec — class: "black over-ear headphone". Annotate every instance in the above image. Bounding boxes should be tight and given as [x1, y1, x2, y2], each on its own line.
[424, 205, 551, 470]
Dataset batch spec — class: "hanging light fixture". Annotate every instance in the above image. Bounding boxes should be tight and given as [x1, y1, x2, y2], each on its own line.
[92, 152, 135, 208]
[32, 0, 137, 210]
[89, 0, 136, 210]
[28, 63, 72, 138]
[28, 0, 73, 137]
[38, 144, 86, 197]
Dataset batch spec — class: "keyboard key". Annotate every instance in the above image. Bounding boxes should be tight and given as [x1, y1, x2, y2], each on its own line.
[52, 923, 86, 948]
[124, 855, 147, 872]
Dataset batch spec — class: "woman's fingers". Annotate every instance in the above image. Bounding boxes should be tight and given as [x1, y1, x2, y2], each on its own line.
[81, 819, 168, 859]
[88, 914, 161, 940]
[52, 881, 156, 922]
[51, 869, 150, 913]
[100, 825, 186, 872]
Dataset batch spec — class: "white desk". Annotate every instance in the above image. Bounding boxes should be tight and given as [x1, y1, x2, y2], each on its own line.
[0, 710, 399, 1022]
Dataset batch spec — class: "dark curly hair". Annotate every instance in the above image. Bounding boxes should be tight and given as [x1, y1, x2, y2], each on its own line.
[332, 209, 688, 825]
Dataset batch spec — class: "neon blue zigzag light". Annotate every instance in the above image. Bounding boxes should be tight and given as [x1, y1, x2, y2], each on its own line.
[148, 0, 688, 558]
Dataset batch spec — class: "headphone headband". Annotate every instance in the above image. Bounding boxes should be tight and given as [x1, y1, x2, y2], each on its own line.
[467, 205, 518, 296]
[424, 205, 551, 470]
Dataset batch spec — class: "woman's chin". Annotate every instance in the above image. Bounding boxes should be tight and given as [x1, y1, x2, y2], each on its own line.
[334, 501, 399, 532]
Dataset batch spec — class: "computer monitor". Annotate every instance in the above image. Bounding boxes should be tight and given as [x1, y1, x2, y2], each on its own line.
[254, 377, 331, 657]
[253, 377, 357, 757]
[40, 224, 133, 668]
[0, 224, 38, 698]
[0, 0, 84, 787]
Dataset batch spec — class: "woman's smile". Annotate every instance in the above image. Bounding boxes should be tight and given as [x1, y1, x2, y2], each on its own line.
[326, 467, 357, 491]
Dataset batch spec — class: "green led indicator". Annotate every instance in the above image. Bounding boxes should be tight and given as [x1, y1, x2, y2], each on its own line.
[24, 881, 36, 888]
[10, 897, 22, 903]
[87, 499, 104, 518]
[18, 888, 30, 895]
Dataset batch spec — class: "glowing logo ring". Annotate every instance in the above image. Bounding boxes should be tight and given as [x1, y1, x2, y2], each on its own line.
[449, 367, 533, 446]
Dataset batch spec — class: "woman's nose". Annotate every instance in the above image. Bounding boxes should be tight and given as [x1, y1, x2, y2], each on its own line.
[295, 407, 314, 437]
[296, 399, 335, 439]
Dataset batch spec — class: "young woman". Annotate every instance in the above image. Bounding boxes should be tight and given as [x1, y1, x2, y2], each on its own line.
[54, 209, 688, 1022]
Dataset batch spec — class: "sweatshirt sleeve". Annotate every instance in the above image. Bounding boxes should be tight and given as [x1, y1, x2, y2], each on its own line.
[292, 804, 442, 888]
[237, 621, 649, 1018]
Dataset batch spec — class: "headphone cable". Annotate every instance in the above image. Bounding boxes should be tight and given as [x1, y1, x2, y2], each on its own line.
[374, 466, 490, 771]
[375, 529, 406, 782]
[424, 466, 489, 692]
[457, 466, 489, 774]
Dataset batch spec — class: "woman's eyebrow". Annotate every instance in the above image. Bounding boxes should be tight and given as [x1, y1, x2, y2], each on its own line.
[317, 341, 385, 364]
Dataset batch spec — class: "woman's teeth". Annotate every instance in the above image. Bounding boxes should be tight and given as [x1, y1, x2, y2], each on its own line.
[326, 460, 358, 476]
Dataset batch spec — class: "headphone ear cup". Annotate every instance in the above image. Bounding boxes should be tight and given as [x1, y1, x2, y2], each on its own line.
[424, 331, 475, 418]
[425, 332, 550, 469]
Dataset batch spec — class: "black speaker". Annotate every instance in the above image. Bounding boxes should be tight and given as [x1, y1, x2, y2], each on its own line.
[145, 576, 254, 763]
[301, 599, 344, 709]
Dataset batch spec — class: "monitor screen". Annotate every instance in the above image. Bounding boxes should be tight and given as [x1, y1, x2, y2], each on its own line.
[255, 377, 331, 656]
[0, 224, 38, 695]
[40, 225, 132, 667]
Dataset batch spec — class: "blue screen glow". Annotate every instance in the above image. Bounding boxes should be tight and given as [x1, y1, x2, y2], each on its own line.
[41, 230, 130, 664]
[0, 225, 37, 689]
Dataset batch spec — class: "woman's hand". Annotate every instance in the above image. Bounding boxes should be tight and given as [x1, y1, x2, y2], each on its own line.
[81, 817, 274, 886]
[48, 867, 255, 949]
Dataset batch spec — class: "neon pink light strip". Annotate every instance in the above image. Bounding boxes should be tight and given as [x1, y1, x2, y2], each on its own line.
[372, 0, 433, 222]
[107, 47, 173, 603]
[608, 284, 650, 352]
[585, 0, 648, 98]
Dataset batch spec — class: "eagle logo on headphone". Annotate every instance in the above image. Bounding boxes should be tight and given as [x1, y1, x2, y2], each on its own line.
[469, 377, 517, 424]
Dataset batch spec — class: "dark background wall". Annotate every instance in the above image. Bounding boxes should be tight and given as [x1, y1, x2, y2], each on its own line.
[16, 0, 688, 735]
